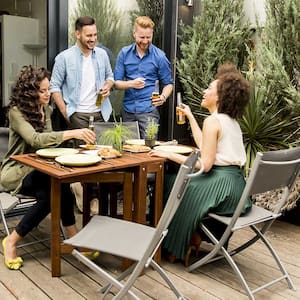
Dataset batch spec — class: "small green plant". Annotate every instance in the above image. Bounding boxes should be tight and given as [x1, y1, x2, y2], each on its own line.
[99, 120, 133, 152]
[145, 117, 159, 140]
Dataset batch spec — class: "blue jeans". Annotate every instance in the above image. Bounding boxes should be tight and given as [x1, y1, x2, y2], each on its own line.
[122, 108, 159, 139]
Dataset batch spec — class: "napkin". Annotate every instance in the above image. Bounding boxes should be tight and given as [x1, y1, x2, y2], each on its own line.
[100, 97, 112, 122]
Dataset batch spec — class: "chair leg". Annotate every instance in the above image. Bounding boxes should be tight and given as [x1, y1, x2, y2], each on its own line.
[72, 249, 139, 299]
[251, 225, 296, 291]
[150, 259, 185, 299]
[0, 207, 10, 236]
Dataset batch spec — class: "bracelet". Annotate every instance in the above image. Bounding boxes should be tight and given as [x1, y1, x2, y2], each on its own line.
[161, 94, 166, 102]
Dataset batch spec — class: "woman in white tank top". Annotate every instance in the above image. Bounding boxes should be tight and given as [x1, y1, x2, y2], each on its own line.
[150, 68, 252, 265]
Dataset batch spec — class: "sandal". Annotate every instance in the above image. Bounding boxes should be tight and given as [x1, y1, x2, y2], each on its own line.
[2, 237, 23, 270]
[184, 232, 202, 267]
[82, 251, 100, 260]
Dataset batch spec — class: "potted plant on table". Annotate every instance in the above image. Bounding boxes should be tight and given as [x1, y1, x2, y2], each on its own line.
[98, 120, 133, 153]
[144, 117, 159, 148]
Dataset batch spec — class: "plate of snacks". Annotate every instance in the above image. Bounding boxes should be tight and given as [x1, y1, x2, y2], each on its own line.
[98, 147, 121, 159]
[79, 144, 112, 150]
[123, 144, 151, 153]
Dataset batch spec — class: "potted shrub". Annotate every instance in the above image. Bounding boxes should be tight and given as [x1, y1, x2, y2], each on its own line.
[144, 117, 159, 148]
[98, 121, 133, 153]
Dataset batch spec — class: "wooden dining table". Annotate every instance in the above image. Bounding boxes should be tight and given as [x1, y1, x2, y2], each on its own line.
[11, 151, 166, 277]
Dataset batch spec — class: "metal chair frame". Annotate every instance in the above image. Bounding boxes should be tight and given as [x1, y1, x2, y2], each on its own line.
[187, 147, 300, 299]
[64, 150, 203, 299]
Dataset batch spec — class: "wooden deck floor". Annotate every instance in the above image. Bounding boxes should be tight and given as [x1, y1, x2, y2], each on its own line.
[1, 213, 300, 300]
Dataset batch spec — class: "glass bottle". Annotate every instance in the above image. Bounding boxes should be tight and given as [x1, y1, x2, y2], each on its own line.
[96, 89, 104, 107]
[176, 92, 186, 125]
[87, 116, 95, 147]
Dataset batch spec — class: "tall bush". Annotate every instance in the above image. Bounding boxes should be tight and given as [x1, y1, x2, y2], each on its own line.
[256, 0, 300, 116]
[177, 0, 252, 122]
[68, 0, 123, 56]
[130, 0, 164, 48]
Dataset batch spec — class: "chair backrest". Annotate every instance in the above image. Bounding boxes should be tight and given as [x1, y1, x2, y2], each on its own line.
[143, 150, 203, 259]
[0, 127, 9, 163]
[93, 121, 140, 141]
[231, 147, 300, 225]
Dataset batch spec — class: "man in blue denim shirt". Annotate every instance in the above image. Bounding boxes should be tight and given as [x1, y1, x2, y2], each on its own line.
[50, 16, 114, 129]
[114, 16, 173, 138]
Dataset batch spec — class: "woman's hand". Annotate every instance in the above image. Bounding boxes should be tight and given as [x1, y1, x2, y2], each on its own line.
[77, 128, 96, 144]
[177, 103, 193, 118]
[63, 128, 96, 144]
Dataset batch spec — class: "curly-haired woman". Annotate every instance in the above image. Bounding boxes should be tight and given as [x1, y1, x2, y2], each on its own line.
[150, 68, 252, 265]
[0, 65, 96, 270]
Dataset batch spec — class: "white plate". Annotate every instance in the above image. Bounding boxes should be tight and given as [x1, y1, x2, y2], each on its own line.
[55, 154, 101, 166]
[153, 145, 193, 154]
[36, 148, 79, 158]
[125, 139, 160, 146]
[79, 144, 112, 150]
[82, 150, 99, 156]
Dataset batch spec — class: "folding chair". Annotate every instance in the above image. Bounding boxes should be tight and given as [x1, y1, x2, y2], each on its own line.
[187, 147, 300, 300]
[64, 150, 203, 299]
[0, 127, 50, 246]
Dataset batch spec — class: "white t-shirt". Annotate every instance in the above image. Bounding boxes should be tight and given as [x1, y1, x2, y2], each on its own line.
[213, 113, 246, 167]
[77, 54, 99, 113]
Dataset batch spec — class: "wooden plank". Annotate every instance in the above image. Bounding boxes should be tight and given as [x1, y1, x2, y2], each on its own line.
[0, 254, 50, 299]
[0, 281, 16, 299]
[1, 212, 300, 300]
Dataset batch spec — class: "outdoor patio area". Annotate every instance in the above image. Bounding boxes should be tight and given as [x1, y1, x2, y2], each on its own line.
[1, 212, 300, 300]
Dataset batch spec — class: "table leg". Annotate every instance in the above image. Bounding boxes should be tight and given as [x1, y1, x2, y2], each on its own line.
[133, 165, 147, 224]
[146, 162, 164, 264]
[50, 177, 61, 277]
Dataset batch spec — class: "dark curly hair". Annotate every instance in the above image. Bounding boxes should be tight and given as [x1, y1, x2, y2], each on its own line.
[217, 72, 250, 119]
[9, 65, 51, 132]
[215, 62, 238, 79]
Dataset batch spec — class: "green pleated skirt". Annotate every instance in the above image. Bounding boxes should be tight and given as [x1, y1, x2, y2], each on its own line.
[163, 165, 252, 260]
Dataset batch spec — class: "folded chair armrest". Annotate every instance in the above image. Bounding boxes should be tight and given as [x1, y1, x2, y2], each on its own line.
[187, 158, 204, 178]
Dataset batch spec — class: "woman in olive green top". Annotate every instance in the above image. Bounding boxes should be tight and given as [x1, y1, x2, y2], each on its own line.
[0, 66, 96, 270]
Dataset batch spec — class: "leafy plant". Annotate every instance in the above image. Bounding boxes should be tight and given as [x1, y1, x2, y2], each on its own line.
[98, 120, 133, 153]
[240, 85, 297, 175]
[145, 117, 159, 140]
[255, 0, 300, 117]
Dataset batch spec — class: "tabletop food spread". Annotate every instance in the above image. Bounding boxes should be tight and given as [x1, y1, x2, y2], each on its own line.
[123, 144, 151, 153]
[79, 144, 112, 150]
[35, 142, 193, 167]
[97, 147, 121, 158]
